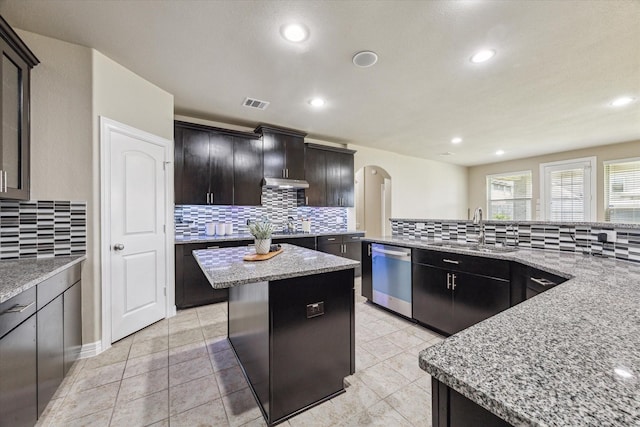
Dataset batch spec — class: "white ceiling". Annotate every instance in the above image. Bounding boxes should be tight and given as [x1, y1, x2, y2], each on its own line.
[1, 0, 639, 166]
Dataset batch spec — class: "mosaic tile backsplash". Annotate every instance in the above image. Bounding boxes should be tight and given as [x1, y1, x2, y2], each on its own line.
[391, 219, 640, 263]
[0, 200, 87, 260]
[175, 188, 348, 237]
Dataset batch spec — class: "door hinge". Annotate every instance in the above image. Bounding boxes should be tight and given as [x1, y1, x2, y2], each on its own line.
[164, 287, 167, 296]
[163, 161, 171, 170]
[163, 224, 166, 233]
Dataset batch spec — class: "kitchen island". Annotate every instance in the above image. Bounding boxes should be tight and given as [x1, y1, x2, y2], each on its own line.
[193, 243, 359, 426]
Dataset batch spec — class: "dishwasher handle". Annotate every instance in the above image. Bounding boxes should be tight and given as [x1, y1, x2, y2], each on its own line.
[371, 247, 411, 258]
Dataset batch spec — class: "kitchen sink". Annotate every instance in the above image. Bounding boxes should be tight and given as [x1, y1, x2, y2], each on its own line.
[429, 241, 518, 253]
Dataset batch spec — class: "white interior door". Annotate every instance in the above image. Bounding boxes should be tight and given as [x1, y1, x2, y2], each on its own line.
[105, 120, 168, 342]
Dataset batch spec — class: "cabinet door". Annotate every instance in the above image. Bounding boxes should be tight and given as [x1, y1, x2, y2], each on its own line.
[284, 134, 305, 180]
[272, 237, 316, 250]
[304, 147, 326, 206]
[317, 242, 343, 257]
[412, 264, 454, 335]
[325, 151, 342, 207]
[37, 295, 64, 416]
[0, 315, 37, 427]
[63, 281, 82, 375]
[343, 239, 362, 277]
[361, 242, 372, 299]
[177, 127, 210, 204]
[452, 272, 510, 334]
[262, 132, 286, 178]
[233, 137, 263, 206]
[181, 245, 229, 308]
[208, 132, 234, 205]
[0, 41, 31, 200]
[339, 152, 354, 207]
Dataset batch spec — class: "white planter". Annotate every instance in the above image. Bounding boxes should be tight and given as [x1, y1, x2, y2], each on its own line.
[254, 238, 272, 255]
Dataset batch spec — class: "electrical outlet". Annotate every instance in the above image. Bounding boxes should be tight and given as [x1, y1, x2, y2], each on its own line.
[602, 230, 617, 243]
[416, 222, 425, 230]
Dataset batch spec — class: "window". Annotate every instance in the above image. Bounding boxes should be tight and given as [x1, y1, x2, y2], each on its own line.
[486, 171, 532, 220]
[540, 157, 596, 221]
[604, 158, 640, 223]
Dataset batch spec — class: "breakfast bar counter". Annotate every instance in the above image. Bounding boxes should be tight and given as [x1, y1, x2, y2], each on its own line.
[193, 244, 359, 426]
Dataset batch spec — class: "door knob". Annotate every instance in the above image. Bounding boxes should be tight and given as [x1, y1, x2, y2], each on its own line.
[113, 243, 125, 251]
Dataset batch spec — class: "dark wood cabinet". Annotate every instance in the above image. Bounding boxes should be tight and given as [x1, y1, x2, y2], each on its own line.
[175, 121, 262, 206]
[257, 125, 306, 180]
[63, 281, 82, 376]
[361, 241, 372, 300]
[272, 236, 316, 250]
[0, 16, 39, 201]
[304, 144, 355, 207]
[37, 294, 64, 416]
[412, 249, 510, 336]
[317, 234, 363, 276]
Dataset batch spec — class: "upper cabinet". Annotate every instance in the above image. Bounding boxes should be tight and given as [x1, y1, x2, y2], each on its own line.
[256, 125, 306, 180]
[0, 16, 39, 200]
[305, 144, 355, 207]
[174, 121, 262, 206]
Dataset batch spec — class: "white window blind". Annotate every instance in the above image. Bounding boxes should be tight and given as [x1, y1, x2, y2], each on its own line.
[486, 171, 532, 220]
[541, 157, 595, 222]
[605, 158, 640, 223]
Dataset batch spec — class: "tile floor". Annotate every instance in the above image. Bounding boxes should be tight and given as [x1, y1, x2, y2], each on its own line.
[37, 279, 444, 426]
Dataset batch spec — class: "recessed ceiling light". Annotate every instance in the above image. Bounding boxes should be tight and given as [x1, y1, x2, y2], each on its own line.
[470, 49, 496, 63]
[496, 149, 505, 156]
[610, 96, 636, 107]
[353, 51, 378, 68]
[281, 24, 309, 42]
[309, 98, 325, 107]
[451, 137, 463, 144]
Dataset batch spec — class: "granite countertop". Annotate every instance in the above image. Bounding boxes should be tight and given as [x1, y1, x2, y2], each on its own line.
[176, 230, 364, 244]
[193, 243, 359, 289]
[390, 217, 640, 229]
[0, 255, 87, 304]
[361, 236, 640, 426]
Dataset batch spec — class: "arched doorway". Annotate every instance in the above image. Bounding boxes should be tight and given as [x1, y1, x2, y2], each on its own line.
[355, 165, 392, 237]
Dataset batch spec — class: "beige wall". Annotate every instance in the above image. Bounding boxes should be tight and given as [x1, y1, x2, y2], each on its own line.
[351, 144, 469, 220]
[468, 139, 640, 221]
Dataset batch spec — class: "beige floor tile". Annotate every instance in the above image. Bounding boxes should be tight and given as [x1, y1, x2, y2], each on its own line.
[339, 400, 412, 426]
[206, 335, 232, 354]
[129, 335, 169, 359]
[242, 415, 268, 426]
[358, 362, 413, 399]
[110, 389, 168, 427]
[169, 339, 209, 365]
[124, 349, 168, 378]
[117, 367, 168, 403]
[384, 382, 432, 424]
[288, 401, 337, 427]
[169, 354, 214, 387]
[170, 398, 228, 427]
[71, 360, 125, 393]
[53, 382, 119, 422]
[210, 348, 240, 372]
[132, 320, 168, 343]
[215, 365, 249, 396]
[168, 326, 205, 348]
[83, 342, 130, 369]
[202, 321, 228, 338]
[169, 373, 221, 415]
[385, 352, 429, 381]
[408, 325, 444, 342]
[35, 397, 64, 427]
[221, 387, 263, 427]
[384, 329, 426, 350]
[359, 336, 404, 361]
[56, 407, 113, 427]
[355, 345, 380, 371]
[147, 418, 170, 427]
[406, 341, 432, 357]
[412, 374, 433, 393]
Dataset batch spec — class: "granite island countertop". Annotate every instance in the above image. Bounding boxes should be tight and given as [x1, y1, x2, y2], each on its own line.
[176, 230, 364, 244]
[0, 255, 87, 304]
[361, 236, 640, 426]
[193, 243, 359, 289]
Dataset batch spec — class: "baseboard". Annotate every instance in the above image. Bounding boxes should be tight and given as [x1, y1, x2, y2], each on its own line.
[79, 340, 103, 359]
[168, 305, 177, 318]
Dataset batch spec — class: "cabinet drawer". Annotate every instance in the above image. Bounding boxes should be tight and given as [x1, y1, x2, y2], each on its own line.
[527, 268, 567, 295]
[37, 263, 81, 310]
[0, 286, 37, 339]
[317, 235, 343, 245]
[344, 234, 364, 242]
[412, 249, 509, 280]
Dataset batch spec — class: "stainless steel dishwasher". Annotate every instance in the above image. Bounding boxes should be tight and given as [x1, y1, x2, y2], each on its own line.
[371, 243, 412, 317]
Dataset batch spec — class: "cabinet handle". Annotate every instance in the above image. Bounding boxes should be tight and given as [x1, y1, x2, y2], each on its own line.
[206, 193, 210, 204]
[327, 238, 337, 241]
[367, 244, 372, 256]
[0, 169, 3, 193]
[306, 196, 309, 205]
[446, 273, 451, 289]
[452, 273, 457, 290]
[211, 192, 214, 204]
[531, 277, 556, 287]
[207, 246, 220, 249]
[282, 169, 286, 178]
[286, 168, 289, 178]
[443, 259, 460, 265]
[3, 170, 6, 192]
[4, 301, 35, 313]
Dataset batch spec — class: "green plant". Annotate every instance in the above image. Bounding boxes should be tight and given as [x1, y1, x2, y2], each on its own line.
[248, 221, 274, 239]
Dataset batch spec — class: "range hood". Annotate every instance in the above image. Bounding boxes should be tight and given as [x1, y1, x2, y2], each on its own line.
[262, 177, 309, 189]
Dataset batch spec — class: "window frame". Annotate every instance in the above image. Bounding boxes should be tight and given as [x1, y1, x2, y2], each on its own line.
[485, 170, 533, 221]
[539, 156, 596, 222]
[603, 157, 640, 223]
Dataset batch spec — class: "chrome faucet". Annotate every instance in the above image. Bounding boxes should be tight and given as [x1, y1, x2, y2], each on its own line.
[473, 207, 485, 246]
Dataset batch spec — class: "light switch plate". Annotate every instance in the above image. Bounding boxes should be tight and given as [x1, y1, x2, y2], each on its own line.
[416, 223, 425, 230]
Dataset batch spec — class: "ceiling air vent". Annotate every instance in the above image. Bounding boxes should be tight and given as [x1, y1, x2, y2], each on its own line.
[242, 97, 270, 110]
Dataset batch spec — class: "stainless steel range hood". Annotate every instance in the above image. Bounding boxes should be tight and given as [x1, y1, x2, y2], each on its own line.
[262, 177, 309, 189]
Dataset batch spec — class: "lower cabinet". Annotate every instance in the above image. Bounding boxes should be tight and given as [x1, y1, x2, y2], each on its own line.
[0, 262, 82, 426]
[361, 241, 372, 300]
[272, 236, 316, 250]
[317, 234, 363, 277]
[175, 240, 251, 309]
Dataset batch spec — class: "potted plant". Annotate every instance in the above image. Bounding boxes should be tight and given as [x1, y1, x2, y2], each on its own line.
[248, 221, 274, 254]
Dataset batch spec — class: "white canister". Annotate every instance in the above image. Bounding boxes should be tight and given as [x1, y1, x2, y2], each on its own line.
[215, 223, 226, 235]
[205, 222, 217, 236]
[302, 219, 311, 233]
[225, 223, 234, 235]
